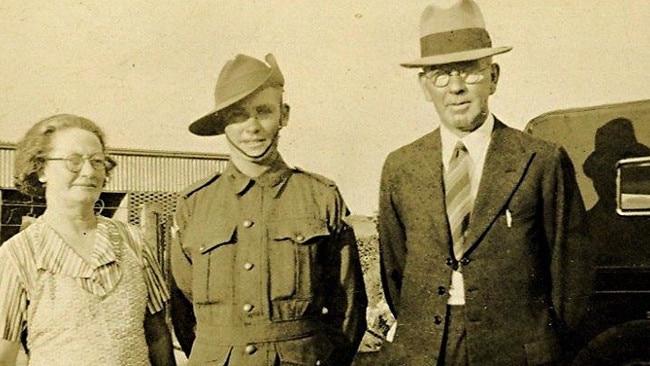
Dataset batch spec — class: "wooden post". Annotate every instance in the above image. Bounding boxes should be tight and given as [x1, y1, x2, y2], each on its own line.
[139, 202, 174, 327]
[140, 202, 162, 251]
[0, 190, 3, 242]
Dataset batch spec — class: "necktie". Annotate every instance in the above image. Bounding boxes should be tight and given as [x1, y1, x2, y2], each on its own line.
[445, 142, 472, 261]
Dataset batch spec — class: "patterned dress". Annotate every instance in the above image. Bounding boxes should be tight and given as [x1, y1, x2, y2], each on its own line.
[0, 216, 169, 366]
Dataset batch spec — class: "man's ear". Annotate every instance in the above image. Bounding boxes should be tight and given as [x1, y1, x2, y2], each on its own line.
[280, 103, 290, 127]
[418, 74, 435, 102]
[489, 63, 500, 95]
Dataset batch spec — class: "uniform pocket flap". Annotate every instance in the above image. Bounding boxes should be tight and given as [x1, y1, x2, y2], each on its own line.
[275, 334, 334, 365]
[269, 218, 330, 244]
[200, 225, 237, 254]
[188, 342, 232, 365]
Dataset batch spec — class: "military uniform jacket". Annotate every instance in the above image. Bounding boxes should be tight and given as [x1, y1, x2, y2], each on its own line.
[378, 120, 588, 365]
[171, 158, 367, 366]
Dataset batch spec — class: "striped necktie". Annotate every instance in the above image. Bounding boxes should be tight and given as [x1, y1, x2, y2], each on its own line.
[445, 141, 472, 261]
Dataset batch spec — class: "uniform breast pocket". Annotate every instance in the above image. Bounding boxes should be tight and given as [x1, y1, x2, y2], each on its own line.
[268, 218, 331, 301]
[192, 225, 237, 304]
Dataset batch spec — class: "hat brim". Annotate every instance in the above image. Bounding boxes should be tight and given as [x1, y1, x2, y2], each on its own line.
[583, 143, 650, 178]
[188, 111, 225, 136]
[400, 46, 512, 68]
[189, 68, 274, 136]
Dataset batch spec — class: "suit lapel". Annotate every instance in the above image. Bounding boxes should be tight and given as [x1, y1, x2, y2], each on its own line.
[464, 120, 535, 254]
[414, 131, 452, 249]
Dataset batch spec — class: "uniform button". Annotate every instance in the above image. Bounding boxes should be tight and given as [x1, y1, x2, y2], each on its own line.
[244, 262, 254, 270]
[199, 246, 205, 252]
[316, 361, 322, 365]
[445, 257, 454, 266]
[243, 220, 253, 228]
[245, 344, 257, 354]
[460, 257, 471, 266]
[243, 304, 254, 312]
[437, 286, 446, 295]
[433, 315, 443, 325]
[296, 235, 305, 242]
[321, 307, 329, 315]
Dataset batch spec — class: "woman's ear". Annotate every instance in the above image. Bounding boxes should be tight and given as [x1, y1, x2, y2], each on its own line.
[280, 103, 290, 127]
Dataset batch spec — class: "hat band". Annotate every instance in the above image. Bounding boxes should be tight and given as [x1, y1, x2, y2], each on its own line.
[420, 28, 492, 58]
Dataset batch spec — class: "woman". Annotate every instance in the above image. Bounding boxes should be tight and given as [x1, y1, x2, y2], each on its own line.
[0, 114, 176, 365]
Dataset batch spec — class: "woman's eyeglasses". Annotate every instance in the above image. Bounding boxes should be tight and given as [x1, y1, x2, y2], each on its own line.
[46, 153, 111, 173]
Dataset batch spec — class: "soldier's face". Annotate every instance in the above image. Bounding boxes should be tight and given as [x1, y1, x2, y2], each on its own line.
[419, 59, 499, 134]
[223, 87, 286, 159]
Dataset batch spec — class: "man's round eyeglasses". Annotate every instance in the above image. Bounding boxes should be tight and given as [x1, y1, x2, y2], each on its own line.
[46, 153, 110, 173]
[419, 64, 492, 88]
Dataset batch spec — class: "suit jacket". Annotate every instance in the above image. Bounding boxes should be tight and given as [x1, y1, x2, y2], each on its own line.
[377, 119, 587, 365]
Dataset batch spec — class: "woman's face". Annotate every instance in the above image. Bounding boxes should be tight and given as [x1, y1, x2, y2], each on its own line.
[39, 128, 107, 207]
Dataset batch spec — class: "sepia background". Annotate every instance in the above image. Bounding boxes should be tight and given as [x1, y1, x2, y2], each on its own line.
[0, 1, 649, 216]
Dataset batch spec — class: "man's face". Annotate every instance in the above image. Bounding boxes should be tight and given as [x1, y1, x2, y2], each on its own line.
[419, 58, 499, 134]
[222, 87, 286, 160]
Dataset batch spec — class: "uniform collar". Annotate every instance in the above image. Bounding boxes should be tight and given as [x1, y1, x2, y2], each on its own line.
[223, 157, 292, 196]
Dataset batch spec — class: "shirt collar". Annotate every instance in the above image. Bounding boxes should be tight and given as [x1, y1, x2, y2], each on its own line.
[440, 113, 494, 165]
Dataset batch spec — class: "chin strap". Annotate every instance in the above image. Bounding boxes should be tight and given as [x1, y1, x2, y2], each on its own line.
[225, 104, 288, 162]
[226, 130, 280, 163]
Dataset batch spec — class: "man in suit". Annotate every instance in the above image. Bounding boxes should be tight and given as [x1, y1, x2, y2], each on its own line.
[377, 1, 587, 365]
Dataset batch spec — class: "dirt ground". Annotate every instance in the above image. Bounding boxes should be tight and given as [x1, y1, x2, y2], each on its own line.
[346, 215, 395, 356]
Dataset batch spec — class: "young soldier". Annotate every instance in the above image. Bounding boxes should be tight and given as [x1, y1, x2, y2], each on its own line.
[171, 53, 367, 366]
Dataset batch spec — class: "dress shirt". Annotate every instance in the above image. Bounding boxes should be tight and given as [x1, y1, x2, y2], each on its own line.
[440, 114, 494, 305]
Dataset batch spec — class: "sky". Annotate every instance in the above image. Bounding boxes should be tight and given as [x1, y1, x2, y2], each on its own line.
[1, 1, 649, 215]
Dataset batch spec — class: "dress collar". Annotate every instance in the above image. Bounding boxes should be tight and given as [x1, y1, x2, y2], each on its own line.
[34, 216, 120, 278]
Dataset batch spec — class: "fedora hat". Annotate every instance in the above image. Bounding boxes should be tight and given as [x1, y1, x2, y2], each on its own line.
[401, 0, 512, 68]
[189, 53, 285, 136]
[583, 117, 650, 178]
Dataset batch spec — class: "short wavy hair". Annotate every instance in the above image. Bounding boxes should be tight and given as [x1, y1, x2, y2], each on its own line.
[14, 114, 117, 197]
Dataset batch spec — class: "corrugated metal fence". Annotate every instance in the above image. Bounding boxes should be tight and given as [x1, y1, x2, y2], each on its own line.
[0, 143, 228, 192]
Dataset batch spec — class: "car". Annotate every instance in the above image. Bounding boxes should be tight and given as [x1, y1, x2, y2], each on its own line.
[525, 99, 650, 365]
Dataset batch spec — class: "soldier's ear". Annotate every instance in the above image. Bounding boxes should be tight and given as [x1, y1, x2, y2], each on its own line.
[280, 103, 290, 127]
